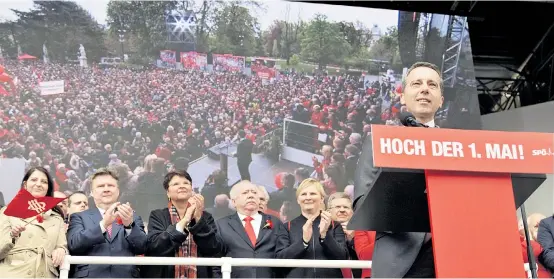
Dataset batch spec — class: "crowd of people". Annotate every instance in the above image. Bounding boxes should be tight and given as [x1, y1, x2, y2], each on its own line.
[0, 59, 403, 215]
[0, 59, 550, 278]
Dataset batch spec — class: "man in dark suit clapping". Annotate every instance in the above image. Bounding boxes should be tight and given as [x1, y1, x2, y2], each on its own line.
[236, 130, 254, 181]
[67, 168, 147, 278]
[354, 62, 444, 278]
[215, 181, 285, 278]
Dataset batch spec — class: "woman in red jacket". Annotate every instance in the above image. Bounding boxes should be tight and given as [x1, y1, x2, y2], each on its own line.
[354, 231, 376, 278]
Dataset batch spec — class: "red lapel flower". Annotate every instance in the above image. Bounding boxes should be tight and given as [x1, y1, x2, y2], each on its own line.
[263, 219, 273, 229]
[116, 216, 123, 225]
[36, 214, 44, 223]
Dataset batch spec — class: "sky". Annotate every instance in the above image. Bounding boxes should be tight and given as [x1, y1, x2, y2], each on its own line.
[0, 0, 398, 32]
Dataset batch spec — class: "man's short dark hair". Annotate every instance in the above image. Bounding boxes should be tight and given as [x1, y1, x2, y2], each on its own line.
[345, 144, 360, 156]
[294, 168, 310, 180]
[68, 191, 87, 204]
[402, 61, 443, 90]
[90, 167, 119, 183]
[283, 173, 295, 188]
[163, 169, 193, 191]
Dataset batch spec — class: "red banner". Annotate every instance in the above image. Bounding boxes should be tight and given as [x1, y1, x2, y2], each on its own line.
[180, 52, 207, 69]
[370, 125, 554, 174]
[213, 54, 245, 72]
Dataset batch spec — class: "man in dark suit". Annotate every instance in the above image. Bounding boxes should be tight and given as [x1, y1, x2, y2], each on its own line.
[67, 168, 147, 278]
[236, 130, 254, 181]
[354, 62, 444, 278]
[215, 180, 285, 278]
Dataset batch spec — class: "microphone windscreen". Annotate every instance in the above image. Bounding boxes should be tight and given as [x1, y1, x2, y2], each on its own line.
[399, 111, 416, 126]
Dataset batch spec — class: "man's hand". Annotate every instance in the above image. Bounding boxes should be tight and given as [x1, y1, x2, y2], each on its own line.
[319, 211, 332, 238]
[117, 202, 134, 227]
[341, 222, 354, 241]
[101, 202, 120, 228]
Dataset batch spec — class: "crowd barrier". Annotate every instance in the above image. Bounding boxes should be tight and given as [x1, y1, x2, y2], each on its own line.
[59, 256, 532, 279]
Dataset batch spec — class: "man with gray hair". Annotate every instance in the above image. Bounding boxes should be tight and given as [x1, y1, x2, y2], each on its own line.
[214, 181, 285, 278]
[348, 133, 362, 151]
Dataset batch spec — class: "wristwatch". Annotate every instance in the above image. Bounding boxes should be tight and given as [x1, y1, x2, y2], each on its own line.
[124, 222, 134, 229]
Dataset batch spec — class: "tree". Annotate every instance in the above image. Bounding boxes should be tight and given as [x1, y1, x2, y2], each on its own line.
[210, 2, 259, 56]
[300, 14, 350, 68]
[106, 1, 178, 59]
[368, 26, 400, 67]
[336, 21, 371, 55]
[2, 1, 106, 62]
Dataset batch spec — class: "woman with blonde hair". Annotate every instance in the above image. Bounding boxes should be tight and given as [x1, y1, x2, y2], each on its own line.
[275, 178, 348, 278]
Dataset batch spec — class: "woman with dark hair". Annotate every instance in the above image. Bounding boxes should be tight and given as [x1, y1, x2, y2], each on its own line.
[141, 169, 222, 278]
[0, 166, 67, 278]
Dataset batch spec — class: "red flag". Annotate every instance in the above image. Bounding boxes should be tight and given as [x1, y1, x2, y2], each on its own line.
[4, 188, 66, 219]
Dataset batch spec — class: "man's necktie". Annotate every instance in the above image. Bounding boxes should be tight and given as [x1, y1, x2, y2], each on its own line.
[106, 223, 113, 238]
[243, 216, 257, 246]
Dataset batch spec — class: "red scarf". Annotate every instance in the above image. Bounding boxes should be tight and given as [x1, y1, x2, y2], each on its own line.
[168, 201, 197, 278]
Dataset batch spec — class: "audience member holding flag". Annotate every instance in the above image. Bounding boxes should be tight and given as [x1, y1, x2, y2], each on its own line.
[0, 166, 67, 278]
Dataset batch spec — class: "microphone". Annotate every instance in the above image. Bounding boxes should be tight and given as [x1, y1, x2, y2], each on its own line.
[399, 112, 428, 128]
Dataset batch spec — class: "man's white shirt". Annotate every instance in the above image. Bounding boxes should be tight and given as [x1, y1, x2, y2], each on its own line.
[425, 120, 436, 128]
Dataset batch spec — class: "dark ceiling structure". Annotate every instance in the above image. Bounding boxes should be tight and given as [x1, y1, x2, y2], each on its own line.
[299, 0, 554, 115]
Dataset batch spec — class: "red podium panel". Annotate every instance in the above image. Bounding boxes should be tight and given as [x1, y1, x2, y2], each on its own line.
[370, 125, 554, 278]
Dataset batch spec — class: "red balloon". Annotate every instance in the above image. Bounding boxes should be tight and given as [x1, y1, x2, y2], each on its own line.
[0, 73, 12, 83]
[274, 172, 287, 189]
[0, 65, 4, 74]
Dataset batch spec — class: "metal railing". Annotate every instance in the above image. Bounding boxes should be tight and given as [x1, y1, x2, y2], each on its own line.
[59, 256, 532, 279]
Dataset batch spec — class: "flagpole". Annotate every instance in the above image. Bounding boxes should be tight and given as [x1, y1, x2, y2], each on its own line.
[21, 214, 41, 226]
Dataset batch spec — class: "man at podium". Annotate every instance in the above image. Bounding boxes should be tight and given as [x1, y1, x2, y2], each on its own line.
[353, 62, 444, 278]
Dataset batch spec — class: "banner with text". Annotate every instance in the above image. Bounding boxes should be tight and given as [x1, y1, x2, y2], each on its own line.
[39, 80, 65, 96]
[371, 125, 554, 174]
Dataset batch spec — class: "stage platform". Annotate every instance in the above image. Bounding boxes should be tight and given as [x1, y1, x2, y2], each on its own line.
[188, 153, 311, 193]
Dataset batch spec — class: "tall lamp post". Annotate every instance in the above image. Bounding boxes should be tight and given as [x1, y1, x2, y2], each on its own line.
[118, 29, 127, 61]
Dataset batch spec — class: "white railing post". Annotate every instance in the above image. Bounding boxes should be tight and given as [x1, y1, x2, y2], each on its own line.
[221, 257, 232, 279]
[59, 255, 71, 279]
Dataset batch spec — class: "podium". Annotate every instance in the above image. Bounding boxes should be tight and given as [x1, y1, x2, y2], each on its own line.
[349, 125, 554, 278]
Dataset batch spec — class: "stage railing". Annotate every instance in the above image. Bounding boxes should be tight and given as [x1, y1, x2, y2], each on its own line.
[59, 256, 533, 279]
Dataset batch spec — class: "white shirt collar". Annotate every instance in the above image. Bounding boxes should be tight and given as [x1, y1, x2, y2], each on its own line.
[237, 211, 261, 221]
[425, 120, 436, 128]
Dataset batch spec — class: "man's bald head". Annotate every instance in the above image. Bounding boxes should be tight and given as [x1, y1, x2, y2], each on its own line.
[214, 194, 229, 208]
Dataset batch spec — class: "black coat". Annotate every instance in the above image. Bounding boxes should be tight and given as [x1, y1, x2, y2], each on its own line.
[140, 209, 222, 278]
[353, 134, 429, 278]
[276, 214, 349, 278]
[237, 138, 254, 164]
